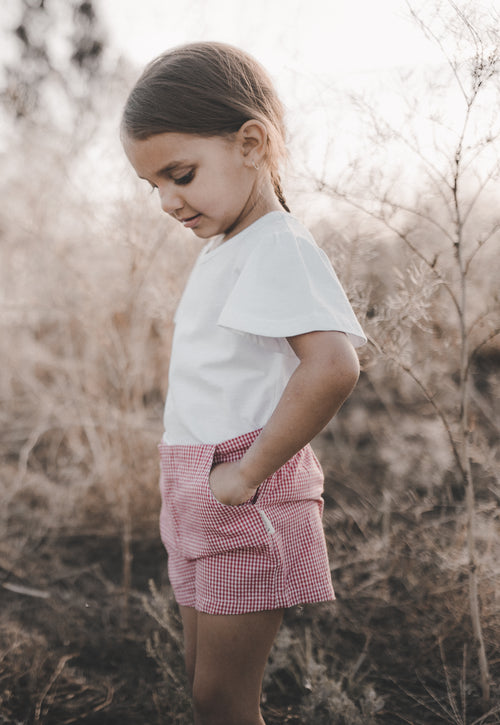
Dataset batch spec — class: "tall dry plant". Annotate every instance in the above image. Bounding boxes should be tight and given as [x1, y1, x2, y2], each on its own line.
[0, 125, 199, 618]
[316, 0, 499, 709]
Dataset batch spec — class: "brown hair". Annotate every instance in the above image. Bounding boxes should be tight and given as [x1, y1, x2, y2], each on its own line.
[122, 41, 289, 212]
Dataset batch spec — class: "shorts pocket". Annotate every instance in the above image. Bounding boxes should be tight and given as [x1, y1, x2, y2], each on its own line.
[206, 468, 257, 509]
[158, 442, 217, 557]
[159, 439, 275, 559]
[198, 469, 271, 556]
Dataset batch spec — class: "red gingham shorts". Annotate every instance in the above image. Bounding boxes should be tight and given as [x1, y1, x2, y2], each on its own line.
[158, 429, 335, 615]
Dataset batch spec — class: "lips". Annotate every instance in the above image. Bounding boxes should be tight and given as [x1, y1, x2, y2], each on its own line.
[180, 214, 201, 228]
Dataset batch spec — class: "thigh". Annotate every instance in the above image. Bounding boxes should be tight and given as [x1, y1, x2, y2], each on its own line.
[179, 605, 198, 689]
[192, 608, 283, 723]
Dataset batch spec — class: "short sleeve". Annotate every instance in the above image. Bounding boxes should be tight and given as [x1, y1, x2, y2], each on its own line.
[217, 230, 366, 348]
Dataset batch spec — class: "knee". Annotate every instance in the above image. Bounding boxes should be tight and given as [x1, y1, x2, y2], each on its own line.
[192, 681, 257, 725]
[192, 682, 226, 725]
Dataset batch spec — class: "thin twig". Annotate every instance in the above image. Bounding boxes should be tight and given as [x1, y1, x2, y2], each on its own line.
[367, 335, 464, 477]
[34, 654, 75, 724]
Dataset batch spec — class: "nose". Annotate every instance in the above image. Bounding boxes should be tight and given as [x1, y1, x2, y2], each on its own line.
[158, 183, 183, 215]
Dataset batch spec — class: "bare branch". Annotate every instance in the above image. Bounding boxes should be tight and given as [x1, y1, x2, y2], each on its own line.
[319, 181, 463, 319]
[468, 327, 500, 370]
[461, 159, 500, 228]
[348, 91, 453, 205]
[367, 334, 464, 477]
[465, 219, 500, 275]
[379, 199, 456, 246]
[406, 0, 469, 101]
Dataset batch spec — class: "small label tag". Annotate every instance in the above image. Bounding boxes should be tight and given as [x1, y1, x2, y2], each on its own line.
[258, 509, 275, 535]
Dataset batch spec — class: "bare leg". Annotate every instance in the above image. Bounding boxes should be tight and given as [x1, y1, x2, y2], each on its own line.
[179, 605, 198, 689]
[191, 608, 283, 725]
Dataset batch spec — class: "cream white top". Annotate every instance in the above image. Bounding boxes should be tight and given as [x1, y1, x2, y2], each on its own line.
[163, 211, 366, 444]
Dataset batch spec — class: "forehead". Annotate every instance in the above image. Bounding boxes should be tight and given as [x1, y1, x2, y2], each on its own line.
[122, 131, 234, 177]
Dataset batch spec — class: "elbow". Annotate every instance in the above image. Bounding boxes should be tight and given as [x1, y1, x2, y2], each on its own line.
[311, 340, 361, 404]
[289, 330, 361, 408]
[335, 352, 360, 400]
[320, 338, 360, 406]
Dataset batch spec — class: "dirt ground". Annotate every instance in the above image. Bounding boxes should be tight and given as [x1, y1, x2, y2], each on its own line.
[1, 450, 498, 724]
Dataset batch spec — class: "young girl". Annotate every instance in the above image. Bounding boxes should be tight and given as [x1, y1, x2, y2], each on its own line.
[121, 42, 366, 725]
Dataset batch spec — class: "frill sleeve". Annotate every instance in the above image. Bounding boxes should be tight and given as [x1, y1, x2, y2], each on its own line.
[217, 231, 366, 348]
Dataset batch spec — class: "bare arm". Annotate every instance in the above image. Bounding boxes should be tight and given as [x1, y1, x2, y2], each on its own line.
[209, 330, 360, 505]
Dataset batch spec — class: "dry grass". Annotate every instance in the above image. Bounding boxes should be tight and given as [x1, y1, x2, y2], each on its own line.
[1, 127, 499, 724]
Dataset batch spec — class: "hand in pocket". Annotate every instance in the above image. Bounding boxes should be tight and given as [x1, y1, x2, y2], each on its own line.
[209, 461, 260, 506]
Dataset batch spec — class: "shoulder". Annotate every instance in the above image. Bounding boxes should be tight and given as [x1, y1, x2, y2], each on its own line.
[258, 211, 315, 241]
[230, 212, 339, 297]
[247, 212, 320, 257]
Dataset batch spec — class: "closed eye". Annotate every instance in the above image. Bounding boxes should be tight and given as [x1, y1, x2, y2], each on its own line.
[174, 169, 195, 186]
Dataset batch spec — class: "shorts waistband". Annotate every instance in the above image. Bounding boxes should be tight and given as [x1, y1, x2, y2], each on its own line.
[213, 428, 262, 456]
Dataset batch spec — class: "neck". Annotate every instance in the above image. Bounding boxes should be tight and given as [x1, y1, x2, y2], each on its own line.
[223, 177, 283, 242]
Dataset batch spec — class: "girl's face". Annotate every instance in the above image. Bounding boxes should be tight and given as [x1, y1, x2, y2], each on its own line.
[122, 130, 279, 241]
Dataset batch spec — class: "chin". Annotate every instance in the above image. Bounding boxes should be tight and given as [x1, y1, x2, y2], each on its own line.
[191, 228, 214, 239]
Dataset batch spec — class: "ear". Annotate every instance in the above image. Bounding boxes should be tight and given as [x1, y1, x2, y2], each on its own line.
[237, 120, 268, 168]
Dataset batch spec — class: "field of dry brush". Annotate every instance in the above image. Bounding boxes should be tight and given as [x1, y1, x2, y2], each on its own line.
[2, 2, 500, 716]
[1, 122, 499, 724]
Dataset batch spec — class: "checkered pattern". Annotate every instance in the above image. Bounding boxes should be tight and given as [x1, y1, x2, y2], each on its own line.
[158, 429, 335, 615]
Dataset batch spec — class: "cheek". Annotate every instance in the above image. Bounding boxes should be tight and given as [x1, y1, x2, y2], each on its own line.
[223, 168, 253, 198]
[192, 164, 251, 212]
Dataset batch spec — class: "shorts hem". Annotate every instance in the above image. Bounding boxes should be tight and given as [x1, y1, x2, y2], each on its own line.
[192, 591, 335, 615]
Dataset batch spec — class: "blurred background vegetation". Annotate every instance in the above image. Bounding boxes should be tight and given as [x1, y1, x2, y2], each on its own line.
[0, 1, 499, 723]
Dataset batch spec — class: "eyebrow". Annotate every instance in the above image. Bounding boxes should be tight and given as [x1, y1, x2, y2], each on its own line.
[157, 160, 192, 176]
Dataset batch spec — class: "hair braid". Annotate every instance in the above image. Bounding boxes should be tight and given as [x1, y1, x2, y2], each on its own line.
[271, 172, 290, 213]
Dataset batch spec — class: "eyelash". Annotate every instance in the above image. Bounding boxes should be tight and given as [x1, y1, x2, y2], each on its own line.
[148, 169, 195, 191]
[174, 169, 195, 186]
